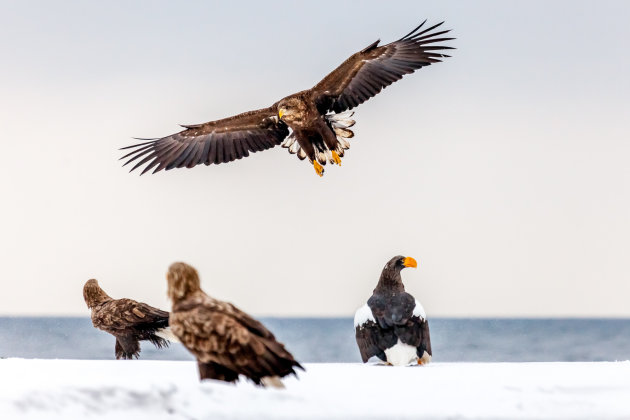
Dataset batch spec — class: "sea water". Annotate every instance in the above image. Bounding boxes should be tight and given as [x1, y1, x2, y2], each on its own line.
[1, 317, 629, 362]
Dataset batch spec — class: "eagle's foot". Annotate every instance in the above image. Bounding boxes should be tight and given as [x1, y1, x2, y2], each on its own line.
[313, 161, 324, 177]
[331, 151, 342, 166]
[417, 357, 426, 366]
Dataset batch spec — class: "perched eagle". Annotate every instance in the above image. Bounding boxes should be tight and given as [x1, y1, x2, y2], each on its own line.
[83, 279, 178, 359]
[166, 262, 303, 387]
[121, 20, 453, 177]
[354, 256, 432, 366]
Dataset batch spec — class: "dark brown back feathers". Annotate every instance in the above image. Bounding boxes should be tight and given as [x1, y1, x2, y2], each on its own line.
[83, 279, 172, 359]
[167, 262, 303, 386]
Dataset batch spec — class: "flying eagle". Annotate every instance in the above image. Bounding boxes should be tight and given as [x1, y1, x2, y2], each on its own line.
[354, 256, 432, 366]
[166, 262, 303, 387]
[121, 20, 453, 177]
[83, 279, 178, 359]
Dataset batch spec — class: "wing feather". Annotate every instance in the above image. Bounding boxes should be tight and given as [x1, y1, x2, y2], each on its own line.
[121, 107, 289, 174]
[313, 21, 454, 113]
[395, 316, 432, 358]
[171, 297, 302, 381]
[93, 299, 169, 333]
[355, 320, 397, 363]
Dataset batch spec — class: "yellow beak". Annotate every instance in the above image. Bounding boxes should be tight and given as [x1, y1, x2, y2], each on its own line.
[278, 109, 284, 119]
[403, 257, 418, 268]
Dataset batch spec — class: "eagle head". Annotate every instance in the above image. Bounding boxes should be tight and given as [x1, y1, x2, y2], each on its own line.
[387, 255, 418, 271]
[83, 279, 112, 308]
[277, 97, 306, 123]
[167, 262, 201, 302]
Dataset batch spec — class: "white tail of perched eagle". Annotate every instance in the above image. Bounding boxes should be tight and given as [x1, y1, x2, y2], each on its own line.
[154, 326, 180, 343]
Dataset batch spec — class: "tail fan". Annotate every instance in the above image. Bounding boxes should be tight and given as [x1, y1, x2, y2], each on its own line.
[281, 112, 355, 164]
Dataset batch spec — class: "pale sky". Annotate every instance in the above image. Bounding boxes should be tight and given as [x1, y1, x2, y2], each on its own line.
[1, 1, 629, 317]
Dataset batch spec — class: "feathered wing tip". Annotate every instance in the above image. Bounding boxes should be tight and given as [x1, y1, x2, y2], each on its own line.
[147, 335, 170, 350]
[148, 326, 180, 349]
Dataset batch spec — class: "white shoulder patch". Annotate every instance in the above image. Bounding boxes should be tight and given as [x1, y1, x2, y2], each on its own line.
[354, 304, 375, 328]
[412, 299, 426, 320]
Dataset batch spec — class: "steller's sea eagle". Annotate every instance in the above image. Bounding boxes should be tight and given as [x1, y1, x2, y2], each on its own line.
[83, 279, 178, 359]
[354, 256, 432, 366]
[166, 262, 303, 388]
[121, 20, 453, 176]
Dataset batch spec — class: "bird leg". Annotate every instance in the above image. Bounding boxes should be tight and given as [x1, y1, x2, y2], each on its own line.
[331, 151, 342, 166]
[313, 161, 324, 177]
[417, 352, 431, 365]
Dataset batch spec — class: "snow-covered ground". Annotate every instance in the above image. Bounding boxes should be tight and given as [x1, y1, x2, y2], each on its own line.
[1, 359, 629, 419]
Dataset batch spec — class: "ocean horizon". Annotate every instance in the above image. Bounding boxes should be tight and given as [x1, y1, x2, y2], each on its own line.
[1, 317, 629, 363]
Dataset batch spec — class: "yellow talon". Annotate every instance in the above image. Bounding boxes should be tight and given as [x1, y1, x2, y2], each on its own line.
[331, 151, 342, 166]
[313, 161, 324, 177]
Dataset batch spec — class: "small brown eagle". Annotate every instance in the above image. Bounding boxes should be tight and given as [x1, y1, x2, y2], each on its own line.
[83, 279, 178, 359]
[121, 20, 453, 176]
[166, 262, 303, 387]
[354, 256, 432, 366]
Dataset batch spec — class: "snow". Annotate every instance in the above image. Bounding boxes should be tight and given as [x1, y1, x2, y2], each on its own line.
[1, 359, 630, 419]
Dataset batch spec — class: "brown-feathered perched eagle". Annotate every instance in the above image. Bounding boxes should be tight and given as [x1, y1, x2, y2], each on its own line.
[121, 20, 453, 177]
[166, 262, 303, 387]
[83, 279, 178, 359]
[354, 256, 432, 366]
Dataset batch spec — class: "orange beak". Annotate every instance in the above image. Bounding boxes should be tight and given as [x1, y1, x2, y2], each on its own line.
[403, 257, 418, 268]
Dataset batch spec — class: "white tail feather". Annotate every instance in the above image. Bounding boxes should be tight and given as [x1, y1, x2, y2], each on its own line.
[338, 137, 350, 149]
[155, 327, 180, 343]
[334, 127, 353, 139]
[261, 376, 285, 389]
[282, 113, 356, 164]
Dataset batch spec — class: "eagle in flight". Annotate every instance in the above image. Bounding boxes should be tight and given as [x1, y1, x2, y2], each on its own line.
[121, 20, 453, 177]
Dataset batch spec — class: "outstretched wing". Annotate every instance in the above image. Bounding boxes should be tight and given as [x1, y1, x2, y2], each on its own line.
[312, 20, 453, 113]
[120, 106, 289, 174]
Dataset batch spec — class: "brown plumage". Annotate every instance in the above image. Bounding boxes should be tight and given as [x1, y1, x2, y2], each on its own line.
[83, 279, 176, 360]
[121, 20, 453, 177]
[166, 262, 303, 387]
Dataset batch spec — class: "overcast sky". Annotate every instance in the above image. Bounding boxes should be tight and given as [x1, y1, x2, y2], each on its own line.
[1, 1, 628, 317]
